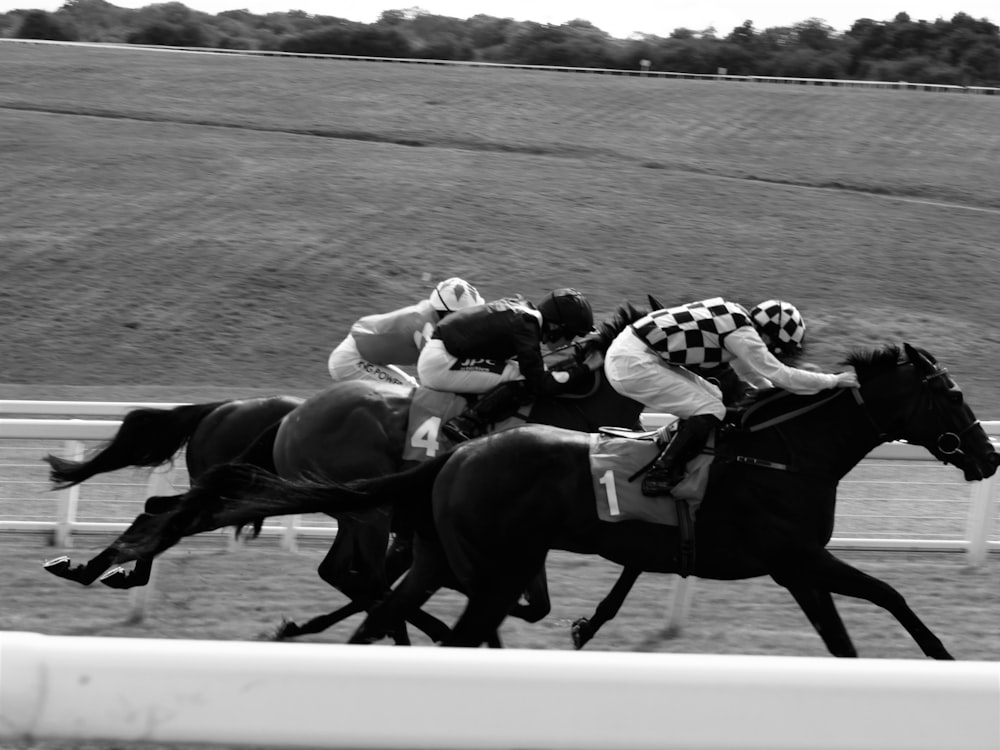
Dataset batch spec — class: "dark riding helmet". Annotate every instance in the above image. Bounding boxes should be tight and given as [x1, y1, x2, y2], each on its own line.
[537, 288, 594, 341]
[750, 299, 806, 356]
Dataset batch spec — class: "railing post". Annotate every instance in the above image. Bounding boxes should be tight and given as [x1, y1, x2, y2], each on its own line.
[964, 473, 997, 566]
[126, 464, 178, 622]
[664, 576, 695, 635]
[54, 440, 83, 547]
[282, 515, 300, 553]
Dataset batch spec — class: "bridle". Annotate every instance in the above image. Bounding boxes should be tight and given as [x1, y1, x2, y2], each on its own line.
[919, 365, 981, 457]
[853, 360, 981, 459]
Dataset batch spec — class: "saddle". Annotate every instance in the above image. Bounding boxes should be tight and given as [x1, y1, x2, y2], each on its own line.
[592, 422, 709, 578]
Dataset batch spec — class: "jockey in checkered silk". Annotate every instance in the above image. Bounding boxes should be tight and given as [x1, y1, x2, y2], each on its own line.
[418, 288, 595, 442]
[327, 278, 484, 388]
[604, 297, 859, 496]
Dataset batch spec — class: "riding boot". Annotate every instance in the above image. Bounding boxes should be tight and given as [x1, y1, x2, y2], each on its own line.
[442, 382, 531, 443]
[641, 414, 720, 497]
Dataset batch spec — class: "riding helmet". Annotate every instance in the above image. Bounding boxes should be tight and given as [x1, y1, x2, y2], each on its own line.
[429, 278, 485, 314]
[537, 288, 595, 338]
[750, 299, 806, 355]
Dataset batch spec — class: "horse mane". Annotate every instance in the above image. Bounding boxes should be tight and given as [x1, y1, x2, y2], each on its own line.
[843, 344, 903, 379]
[593, 302, 647, 352]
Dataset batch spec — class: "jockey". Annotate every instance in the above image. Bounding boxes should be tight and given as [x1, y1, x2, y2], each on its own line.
[327, 277, 484, 387]
[603, 297, 859, 496]
[417, 288, 595, 442]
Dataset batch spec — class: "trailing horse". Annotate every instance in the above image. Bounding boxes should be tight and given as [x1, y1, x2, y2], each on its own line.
[114, 344, 998, 654]
[43, 396, 303, 588]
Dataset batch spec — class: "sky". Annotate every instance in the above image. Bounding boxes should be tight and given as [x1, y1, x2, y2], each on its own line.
[4, 0, 998, 36]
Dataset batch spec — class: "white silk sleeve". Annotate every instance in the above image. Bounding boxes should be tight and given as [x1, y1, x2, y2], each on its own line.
[725, 328, 839, 394]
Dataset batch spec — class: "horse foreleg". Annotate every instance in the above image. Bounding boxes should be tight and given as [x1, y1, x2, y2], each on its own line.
[274, 600, 366, 640]
[783, 585, 857, 657]
[571, 566, 642, 649]
[42, 546, 120, 585]
[808, 551, 953, 659]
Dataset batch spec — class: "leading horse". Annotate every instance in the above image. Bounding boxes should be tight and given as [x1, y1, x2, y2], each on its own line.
[122, 344, 998, 655]
[42, 303, 655, 644]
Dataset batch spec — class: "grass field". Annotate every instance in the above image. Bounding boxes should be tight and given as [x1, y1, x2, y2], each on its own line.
[1, 41, 998, 681]
[2, 41, 999, 411]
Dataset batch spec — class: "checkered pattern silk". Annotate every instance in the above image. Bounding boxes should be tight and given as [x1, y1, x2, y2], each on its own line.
[631, 297, 754, 367]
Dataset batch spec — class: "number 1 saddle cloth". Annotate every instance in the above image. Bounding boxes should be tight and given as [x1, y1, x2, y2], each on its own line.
[589, 429, 713, 527]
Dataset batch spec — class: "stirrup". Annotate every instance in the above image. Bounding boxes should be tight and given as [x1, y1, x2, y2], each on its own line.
[640, 468, 683, 497]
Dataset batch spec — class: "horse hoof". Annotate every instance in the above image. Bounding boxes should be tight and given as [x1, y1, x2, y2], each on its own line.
[275, 621, 301, 640]
[571, 618, 591, 650]
[43, 556, 71, 577]
[98, 568, 131, 589]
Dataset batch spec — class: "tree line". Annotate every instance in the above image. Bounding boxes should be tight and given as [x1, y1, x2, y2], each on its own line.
[4, 0, 999, 86]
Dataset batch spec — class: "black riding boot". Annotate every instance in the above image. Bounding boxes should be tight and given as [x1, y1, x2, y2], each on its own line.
[442, 382, 531, 443]
[641, 414, 720, 497]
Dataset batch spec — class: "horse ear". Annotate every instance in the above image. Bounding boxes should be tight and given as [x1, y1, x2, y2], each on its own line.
[904, 342, 937, 373]
[647, 294, 664, 311]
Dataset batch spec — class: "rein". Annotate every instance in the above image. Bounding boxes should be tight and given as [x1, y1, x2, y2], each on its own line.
[731, 386, 884, 473]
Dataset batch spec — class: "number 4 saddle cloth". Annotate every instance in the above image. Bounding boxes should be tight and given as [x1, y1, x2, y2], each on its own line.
[589, 427, 713, 527]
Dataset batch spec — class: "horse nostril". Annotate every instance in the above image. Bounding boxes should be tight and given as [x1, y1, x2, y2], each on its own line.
[990, 452, 1000, 467]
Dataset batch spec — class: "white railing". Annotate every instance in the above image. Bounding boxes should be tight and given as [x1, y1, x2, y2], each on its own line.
[4, 38, 999, 96]
[1, 401, 997, 562]
[2, 631, 998, 750]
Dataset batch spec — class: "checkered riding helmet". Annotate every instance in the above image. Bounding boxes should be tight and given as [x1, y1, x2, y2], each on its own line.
[750, 299, 806, 355]
[429, 278, 484, 314]
[537, 288, 594, 339]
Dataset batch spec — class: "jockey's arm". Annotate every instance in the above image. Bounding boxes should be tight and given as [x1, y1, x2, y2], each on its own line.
[510, 318, 547, 394]
[725, 328, 840, 394]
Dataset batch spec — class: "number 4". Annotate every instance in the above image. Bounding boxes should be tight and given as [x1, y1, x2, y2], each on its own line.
[410, 416, 442, 457]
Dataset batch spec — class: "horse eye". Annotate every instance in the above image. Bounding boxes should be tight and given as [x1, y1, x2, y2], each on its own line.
[947, 391, 963, 404]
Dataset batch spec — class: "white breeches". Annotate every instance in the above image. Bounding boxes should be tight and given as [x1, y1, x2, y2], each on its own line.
[327, 335, 418, 388]
[603, 328, 726, 420]
[416, 339, 524, 394]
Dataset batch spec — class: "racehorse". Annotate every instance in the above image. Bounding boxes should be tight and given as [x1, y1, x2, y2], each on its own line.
[42, 303, 657, 644]
[43, 395, 304, 587]
[118, 343, 998, 655]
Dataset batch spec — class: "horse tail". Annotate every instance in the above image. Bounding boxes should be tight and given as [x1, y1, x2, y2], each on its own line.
[200, 452, 453, 526]
[106, 453, 454, 565]
[45, 401, 229, 489]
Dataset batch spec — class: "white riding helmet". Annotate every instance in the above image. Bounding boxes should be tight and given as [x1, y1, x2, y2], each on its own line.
[429, 277, 484, 314]
[750, 299, 806, 355]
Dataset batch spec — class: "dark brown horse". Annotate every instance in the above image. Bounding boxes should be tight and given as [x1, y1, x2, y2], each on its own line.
[43, 304, 654, 644]
[118, 344, 998, 655]
[43, 396, 303, 587]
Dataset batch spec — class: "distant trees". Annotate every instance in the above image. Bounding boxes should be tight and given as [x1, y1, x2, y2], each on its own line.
[14, 9, 77, 40]
[3, 3, 999, 86]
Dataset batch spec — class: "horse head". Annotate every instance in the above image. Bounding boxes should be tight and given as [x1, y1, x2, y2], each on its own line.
[853, 343, 998, 482]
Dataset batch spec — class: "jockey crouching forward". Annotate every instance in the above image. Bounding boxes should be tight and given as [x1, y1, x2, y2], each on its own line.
[327, 277, 484, 387]
[604, 297, 859, 496]
[418, 288, 596, 443]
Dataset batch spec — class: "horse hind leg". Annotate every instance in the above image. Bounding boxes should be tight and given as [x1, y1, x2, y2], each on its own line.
[784, 585, 857, 657]
[444, 584, 526, 647]
[43, 546, 119, 585]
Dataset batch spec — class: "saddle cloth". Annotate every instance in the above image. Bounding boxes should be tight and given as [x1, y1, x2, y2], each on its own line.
[402, 387, 525, 461]
[589, 432, 712, 526]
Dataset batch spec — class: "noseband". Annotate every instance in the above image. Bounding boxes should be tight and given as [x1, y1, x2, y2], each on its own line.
[921, 366, 981, 456]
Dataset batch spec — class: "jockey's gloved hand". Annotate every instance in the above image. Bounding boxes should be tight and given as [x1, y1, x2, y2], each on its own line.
[538, 372, 568, 396]
[539, 364, 589, 395]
